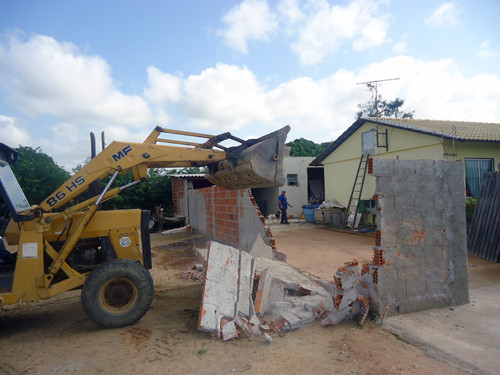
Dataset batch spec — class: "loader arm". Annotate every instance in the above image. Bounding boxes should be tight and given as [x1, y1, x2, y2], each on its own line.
[40, 125, 290, 212]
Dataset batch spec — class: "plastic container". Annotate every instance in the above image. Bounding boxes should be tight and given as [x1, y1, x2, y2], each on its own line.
[302, 203, 320, 223]
[303, 208, 315, 222]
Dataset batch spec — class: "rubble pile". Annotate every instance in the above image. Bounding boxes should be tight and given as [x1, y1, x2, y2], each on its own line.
[189, 241, 378, 342]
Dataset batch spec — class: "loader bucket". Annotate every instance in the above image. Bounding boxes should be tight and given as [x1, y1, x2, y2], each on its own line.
[206, 125, 290, 190]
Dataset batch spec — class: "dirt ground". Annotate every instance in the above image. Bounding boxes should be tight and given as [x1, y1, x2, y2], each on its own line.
[0, 222, 476, 375]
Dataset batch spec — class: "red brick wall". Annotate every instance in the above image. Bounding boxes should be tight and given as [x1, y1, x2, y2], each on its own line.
[177, 182, 283, 259]
[199, 185, 241, 247]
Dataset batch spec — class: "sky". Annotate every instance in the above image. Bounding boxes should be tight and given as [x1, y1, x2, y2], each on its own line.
[1, 0, 499, 171]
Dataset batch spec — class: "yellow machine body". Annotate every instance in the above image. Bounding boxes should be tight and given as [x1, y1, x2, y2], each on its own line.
[0, 125, 290, 326]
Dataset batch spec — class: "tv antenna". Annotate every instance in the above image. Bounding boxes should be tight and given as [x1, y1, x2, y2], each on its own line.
[356, 77, 400, 116]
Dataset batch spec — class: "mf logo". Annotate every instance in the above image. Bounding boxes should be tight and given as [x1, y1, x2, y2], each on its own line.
[112, 145, 132, 162]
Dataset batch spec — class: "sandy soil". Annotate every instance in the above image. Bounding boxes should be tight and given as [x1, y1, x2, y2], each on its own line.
[0, 223, 470, 375]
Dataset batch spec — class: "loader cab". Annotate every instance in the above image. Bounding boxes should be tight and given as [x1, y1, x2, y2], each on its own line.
[0, 143, 31, 222]
[0, 143, 30, 290]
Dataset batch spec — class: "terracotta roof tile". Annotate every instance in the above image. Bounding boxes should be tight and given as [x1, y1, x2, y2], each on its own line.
[371, 118, 500, 141]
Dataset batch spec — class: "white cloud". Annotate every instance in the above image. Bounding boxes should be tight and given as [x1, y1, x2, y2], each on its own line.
[288, 0, 390, 65]
[217, 0, 278, 54]
[426, 2, 460, 28]
[144, 56, 500, 144]
[0, 33, 154, 128]
[266, 70, 364, 140]
[144, 66, 182, 106]
[218, 0, 390, 65]
[0, 114, 31, 146]
[357, 56, 500, 123]
[478, 40, 500, 58]
[392, 41, 407, 54]
[277, 0, 305, 34]
[178, 63, 271, 129]
[143, 66, 183, 126]
[3, 32, 500, 169]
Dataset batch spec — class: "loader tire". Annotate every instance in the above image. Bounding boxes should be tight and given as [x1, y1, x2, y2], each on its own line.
[81, 259, 154, 328]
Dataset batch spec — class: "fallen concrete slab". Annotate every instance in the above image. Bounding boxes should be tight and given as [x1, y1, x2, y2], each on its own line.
[197, 241, 372, 341]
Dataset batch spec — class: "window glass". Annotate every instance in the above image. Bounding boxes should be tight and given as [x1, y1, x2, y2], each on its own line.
[287, 174, 298, 186]
[361, 131, 375, 155]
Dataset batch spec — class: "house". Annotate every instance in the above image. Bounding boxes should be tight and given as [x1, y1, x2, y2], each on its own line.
[251, 154, 324, 219]
[310, 118, 500, 208]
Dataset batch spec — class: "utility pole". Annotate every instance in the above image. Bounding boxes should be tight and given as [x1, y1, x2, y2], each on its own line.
[356, 77, 400, 117]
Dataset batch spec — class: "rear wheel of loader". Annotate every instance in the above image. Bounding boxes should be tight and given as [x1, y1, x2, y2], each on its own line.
[81, 259, 154, 328]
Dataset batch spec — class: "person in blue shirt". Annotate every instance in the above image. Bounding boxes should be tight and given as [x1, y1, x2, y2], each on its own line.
[278, 190, 292, 224]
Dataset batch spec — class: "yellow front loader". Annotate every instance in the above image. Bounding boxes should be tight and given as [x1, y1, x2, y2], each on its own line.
[0, 125, 289, 328]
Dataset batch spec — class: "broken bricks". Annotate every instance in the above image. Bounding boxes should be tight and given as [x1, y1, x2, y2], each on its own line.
[194, 241, 375, 341]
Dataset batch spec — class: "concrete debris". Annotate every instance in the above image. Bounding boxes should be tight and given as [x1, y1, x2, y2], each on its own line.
[254, 268, 272, 314]
[193, 241, 376, 341]
[248, 233, 273, 259]
[198, 242, 255, 333]
[181, 264, 205, 281]
[221, 319, 238, 341]
[263, 332, 273, 343]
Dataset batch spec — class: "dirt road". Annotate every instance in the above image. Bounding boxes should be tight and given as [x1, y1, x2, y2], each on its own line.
[0, 224, 470, 375]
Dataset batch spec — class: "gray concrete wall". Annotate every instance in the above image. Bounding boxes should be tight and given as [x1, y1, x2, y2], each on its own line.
[372, 159, 469, 315]
[187, 187, 207, 235]
[251, 187, 279, 217]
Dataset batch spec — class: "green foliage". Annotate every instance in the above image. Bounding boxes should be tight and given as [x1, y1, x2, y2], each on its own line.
[356, 84, 414, 119]
[0, 146, 70, 232]
[465, 197, 477, 207]
[11, 146, 71, 206]
[286, 138, 331, 157]
[94, 169, 173, 213]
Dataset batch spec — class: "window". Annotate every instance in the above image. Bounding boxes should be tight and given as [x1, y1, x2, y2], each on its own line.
[287, 174, 298, 186]
[361, 131, 375, 156]
[464, 158, 494, 197]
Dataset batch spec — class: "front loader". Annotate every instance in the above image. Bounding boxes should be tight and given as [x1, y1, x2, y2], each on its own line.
[0, 125, 289, 328]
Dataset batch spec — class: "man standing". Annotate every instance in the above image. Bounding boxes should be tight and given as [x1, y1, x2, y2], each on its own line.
[278, 190, 292, 224]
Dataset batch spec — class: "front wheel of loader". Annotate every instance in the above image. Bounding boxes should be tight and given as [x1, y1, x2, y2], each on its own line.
[81, 259, 154, 328]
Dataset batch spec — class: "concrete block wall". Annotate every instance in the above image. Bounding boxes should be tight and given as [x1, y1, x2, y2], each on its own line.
[370, 159, 469, 315]
[187, 185, 282, 259]
[172, 177, 187, 217]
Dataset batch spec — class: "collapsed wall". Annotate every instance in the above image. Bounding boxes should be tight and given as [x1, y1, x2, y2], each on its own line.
[176, 159, 470, 341]
[187, 185, 284, 261]
[370, 158, 469, 315]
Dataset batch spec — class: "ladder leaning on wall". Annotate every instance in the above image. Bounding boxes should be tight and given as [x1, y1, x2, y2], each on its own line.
[341, 154, 369, 229]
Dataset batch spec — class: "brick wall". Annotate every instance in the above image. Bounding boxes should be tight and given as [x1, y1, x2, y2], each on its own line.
[186, 185, 283, 260]
[205, 186, 241, 246]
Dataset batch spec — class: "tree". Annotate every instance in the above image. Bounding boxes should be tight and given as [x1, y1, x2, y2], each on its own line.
[0, 146, 70, 232]
[11, 146, 71, 206]
[101, 169, 173, 212]
[286, 138, 332, 157]
[356, 83, 414, 119]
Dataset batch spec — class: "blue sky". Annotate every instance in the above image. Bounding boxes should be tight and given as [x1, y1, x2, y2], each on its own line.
[1, 0, 499, 170]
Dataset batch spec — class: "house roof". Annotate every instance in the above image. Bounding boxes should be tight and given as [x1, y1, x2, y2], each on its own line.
[310, 117, 500, 166]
